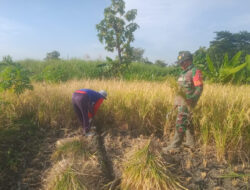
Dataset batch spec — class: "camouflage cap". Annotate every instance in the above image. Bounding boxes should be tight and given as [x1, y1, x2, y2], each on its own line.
[177, 51, 193, 64]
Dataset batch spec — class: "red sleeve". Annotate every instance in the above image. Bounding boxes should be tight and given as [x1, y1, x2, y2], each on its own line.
[90, 98, 104, 117]
[88, 112, 93, 118]
[193, 69, 203, 86]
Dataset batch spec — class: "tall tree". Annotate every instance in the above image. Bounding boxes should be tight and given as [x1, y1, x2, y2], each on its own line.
[45, 50, 60, 60]
[96, 0, 139, 65]
[193, 47, 207, 70]
[208, 31, 250, 68]
[154, 60, 167, 67]
[131, 47, 145, 62]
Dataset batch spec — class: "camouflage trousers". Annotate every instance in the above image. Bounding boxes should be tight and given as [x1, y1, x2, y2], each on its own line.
[162, 104, 195, 151]
[176, 105, 192, 133]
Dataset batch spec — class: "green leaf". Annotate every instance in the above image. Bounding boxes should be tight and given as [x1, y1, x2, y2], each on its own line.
[125, 9, 137, 21]
[219, 62, 247, 82]
[229, 51, 242, 67]
[223, 53, 229, 67]
[246, 55, 250, 71]
[206, 54, 216, 73]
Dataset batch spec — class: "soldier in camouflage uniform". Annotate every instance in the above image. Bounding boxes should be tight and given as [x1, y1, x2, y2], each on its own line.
[163, 51, 203, 153]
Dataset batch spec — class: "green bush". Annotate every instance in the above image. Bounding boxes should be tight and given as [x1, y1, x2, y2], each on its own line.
[204, 52, 250, 83]
[0, 56, 33, 95]
[18, 59, 181, 82]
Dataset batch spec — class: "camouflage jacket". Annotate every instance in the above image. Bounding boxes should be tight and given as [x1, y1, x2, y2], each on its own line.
[174, 65, 203, 108]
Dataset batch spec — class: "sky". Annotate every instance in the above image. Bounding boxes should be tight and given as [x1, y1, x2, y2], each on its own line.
[0, 0, 250, 63]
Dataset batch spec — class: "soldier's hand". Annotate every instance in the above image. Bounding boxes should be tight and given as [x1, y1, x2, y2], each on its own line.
[185, 99, 194, 109]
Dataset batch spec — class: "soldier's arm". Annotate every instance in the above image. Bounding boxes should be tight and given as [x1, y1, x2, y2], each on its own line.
[186, 85, 203, 102]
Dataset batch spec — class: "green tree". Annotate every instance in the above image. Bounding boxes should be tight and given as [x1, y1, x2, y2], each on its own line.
[131, 47, 145, 62]
[193, 47, 207, 70]
[142, 57, 153, 65]
[0, 56, 33, 95]
[154, 60, 167, 67]
[45, 50, 60, 60]
[208, 31, 250, 68]
[96, 0, 139, 66]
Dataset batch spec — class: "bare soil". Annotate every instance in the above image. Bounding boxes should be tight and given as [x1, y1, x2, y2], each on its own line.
[102, 130, 250, 190]
[3, 127, 250, 190]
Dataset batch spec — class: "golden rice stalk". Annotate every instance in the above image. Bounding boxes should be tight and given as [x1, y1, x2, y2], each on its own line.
[52, 136, 96, 161]
[44, 159, 87, 190]
[120, 140, 187, 190]
[166, 77, 185, 98]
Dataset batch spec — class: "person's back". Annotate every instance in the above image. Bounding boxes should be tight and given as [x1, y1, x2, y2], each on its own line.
[77, 89, 104, 103]
[72, 89, 107, 136]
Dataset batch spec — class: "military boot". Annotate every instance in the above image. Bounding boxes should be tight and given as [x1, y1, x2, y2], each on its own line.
[162, 130, 184, 153]
[183, 126, 195, 148]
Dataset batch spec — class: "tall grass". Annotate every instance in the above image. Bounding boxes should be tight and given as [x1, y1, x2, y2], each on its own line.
[0, 79, 249, 162]
[17, 59, 180, 82]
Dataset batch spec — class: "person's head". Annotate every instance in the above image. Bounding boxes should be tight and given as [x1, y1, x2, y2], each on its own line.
[177, 51, 193, 69]
[99, 90, 107, 99]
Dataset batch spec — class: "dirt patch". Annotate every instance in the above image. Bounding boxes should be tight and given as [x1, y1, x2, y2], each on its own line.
[102, 132, 250, 190]
[18, 129, 64, 190]
[4, 126, 249, 190]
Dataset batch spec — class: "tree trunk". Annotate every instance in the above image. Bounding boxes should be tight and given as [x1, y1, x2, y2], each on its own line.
[117, 45, 122, 65]
[115, 31, 122, 65]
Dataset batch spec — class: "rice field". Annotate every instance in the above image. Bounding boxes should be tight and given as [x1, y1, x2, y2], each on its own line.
[1, 79, 249, 161]
[1, 79, 249, 189]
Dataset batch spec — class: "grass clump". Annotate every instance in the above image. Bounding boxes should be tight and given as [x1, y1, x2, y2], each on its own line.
[52, 137, 93, 161]
[120, 140, 187, 190]
[45, 139, 103, 190]
[45, 160, 87, 190]
[53, 166, 86, 190]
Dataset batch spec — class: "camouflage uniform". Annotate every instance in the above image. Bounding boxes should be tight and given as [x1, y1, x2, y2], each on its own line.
[164, 51, 203, 152]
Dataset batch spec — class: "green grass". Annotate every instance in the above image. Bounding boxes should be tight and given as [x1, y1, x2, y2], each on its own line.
[0, 119, 43, 187]
[219, 172, 250, 179]
[122, 62, 180, 81]
[17, 59, 180, 82]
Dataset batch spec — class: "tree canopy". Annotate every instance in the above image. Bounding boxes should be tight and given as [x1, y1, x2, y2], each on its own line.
[96, 0, 139, 65]
[208, 31, 250, 67]
[45, 50, 60, 60]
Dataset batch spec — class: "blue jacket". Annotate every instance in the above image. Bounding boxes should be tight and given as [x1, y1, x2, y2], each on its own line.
[75, 89, 105, 118]
[78, 89, 103, 102]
